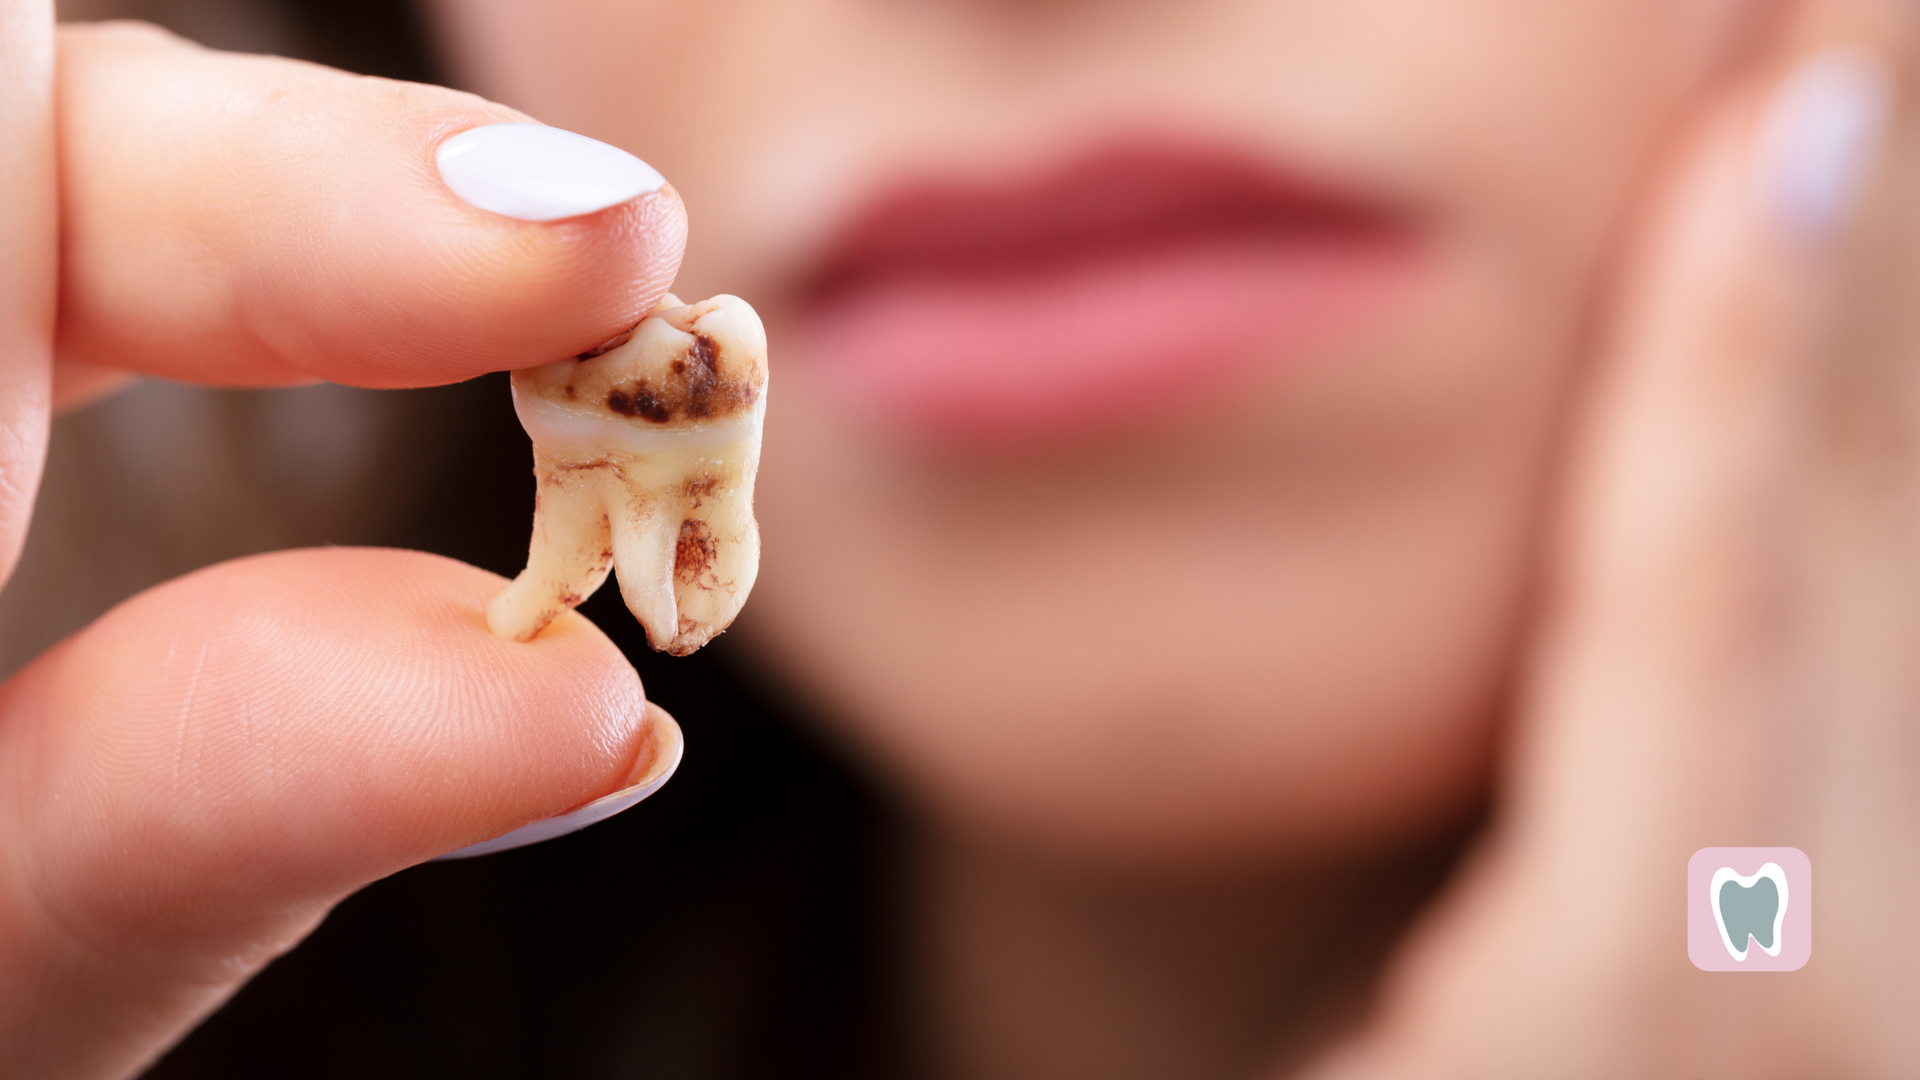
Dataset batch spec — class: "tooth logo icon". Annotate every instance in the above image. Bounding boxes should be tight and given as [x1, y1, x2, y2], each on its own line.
[1688, 847, 1812, 972]
[1710, 863, 1787, 961]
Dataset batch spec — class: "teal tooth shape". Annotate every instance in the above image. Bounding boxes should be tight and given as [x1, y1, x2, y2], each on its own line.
[1711, 862, 1789, 961]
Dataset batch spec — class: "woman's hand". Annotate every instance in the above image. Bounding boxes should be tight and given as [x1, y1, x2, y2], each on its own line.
[1299, 0, 1920, 1075]
[0, 12, 687, 1079]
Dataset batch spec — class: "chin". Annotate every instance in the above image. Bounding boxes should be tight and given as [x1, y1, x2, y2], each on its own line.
[743, 586, 1508, 868]
[885, 686, 1500, 871]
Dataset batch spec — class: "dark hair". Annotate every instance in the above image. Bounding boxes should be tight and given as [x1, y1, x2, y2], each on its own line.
[279, 0, 441, 81]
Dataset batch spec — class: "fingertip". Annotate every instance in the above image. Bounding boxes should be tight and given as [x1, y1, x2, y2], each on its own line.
[54, 28, 691, 388]
[1756, 48, 1892, 249]
[321, 178, 690, 386]
[1, 548, 652, 928]
[434, 701, 683, 860]
[235, 86, 692, 387]
[435, 122, 666, 223]
[50, 358, 135, 413]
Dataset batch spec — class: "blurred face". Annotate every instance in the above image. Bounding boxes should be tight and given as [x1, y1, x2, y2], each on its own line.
[430, 0, 1759, 863]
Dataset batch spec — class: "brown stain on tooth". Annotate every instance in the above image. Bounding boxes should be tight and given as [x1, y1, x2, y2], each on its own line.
[683, 333, 756, 420]
[590, 333, 761, 424]
[682, 475, 718, 506]
[692, 333, 718, 371]
[667, 617, 707, 656]
[674, 518, 717, 587]
[607, 384, 672, 422]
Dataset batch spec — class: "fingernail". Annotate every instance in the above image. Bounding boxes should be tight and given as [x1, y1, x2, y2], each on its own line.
[436, 123, 666, 223]
[1759, 48, 1893, 247]
[434, 703, 684, 860]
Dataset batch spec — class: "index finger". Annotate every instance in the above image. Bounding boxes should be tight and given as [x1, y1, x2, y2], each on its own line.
[54, 22, 688, 389]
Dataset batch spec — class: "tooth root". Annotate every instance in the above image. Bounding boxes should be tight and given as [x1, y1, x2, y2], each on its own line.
[609, 493, 682, 651]
[664, 482, 760, 655]
[486, 458, 617, 642]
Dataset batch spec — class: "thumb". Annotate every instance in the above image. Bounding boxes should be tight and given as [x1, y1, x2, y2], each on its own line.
[0, 549, 665, 1079]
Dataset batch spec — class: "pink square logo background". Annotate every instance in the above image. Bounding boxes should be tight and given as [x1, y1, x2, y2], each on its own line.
[1688, 847, 1812, 972]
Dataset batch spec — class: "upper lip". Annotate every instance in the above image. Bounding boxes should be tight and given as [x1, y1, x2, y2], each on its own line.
[801, 143, 1415, 300]
[785, 140, 1423, 445]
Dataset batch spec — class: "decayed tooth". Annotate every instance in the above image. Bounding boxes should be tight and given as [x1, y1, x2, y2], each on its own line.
[487, 293, 767, 654]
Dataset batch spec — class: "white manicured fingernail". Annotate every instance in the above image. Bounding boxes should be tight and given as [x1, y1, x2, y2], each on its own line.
[435, 704, 684, 860]
[1759, 49, 1893, 246]
[437, 123, 666, 222]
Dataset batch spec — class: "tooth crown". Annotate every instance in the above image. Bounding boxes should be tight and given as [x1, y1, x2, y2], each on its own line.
[487, 293, 768, 654]
[517, 294, 767, 428]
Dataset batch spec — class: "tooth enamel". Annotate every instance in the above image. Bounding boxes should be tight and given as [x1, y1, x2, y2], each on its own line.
[486, 293, 767, 654]
[1710, 862, 1789, 962]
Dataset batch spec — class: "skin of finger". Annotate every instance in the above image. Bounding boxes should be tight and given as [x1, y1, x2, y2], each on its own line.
[1296, 9, 1920, 1080]
[1781, 13, 1920, 1074]
[0, 0, 55, 585]
[0, 547, 649, 1079]
[50, 358, 136, 414]
[53, 22, 688, 389]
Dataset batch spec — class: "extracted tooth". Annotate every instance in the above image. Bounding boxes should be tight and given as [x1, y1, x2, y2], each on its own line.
[487, 293, 767, 654]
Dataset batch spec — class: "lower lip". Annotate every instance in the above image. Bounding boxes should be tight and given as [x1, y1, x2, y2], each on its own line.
[790, 231, 1415, 446]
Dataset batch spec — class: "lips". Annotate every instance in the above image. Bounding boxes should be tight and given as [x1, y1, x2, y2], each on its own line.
[1711, 862, 1789, 961]
[791, 146, 1419, 445]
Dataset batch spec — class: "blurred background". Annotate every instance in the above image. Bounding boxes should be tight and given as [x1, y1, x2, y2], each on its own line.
[25, 4, 903, 1078]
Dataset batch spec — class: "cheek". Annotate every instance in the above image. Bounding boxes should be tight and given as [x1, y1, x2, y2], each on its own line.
[739, 250, 1585, 865]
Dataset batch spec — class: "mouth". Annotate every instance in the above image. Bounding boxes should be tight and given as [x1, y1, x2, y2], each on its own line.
[790, 143, 1422, 446]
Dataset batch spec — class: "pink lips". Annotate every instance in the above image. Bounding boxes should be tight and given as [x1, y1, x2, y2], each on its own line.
[792, 147, 1419, 445]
